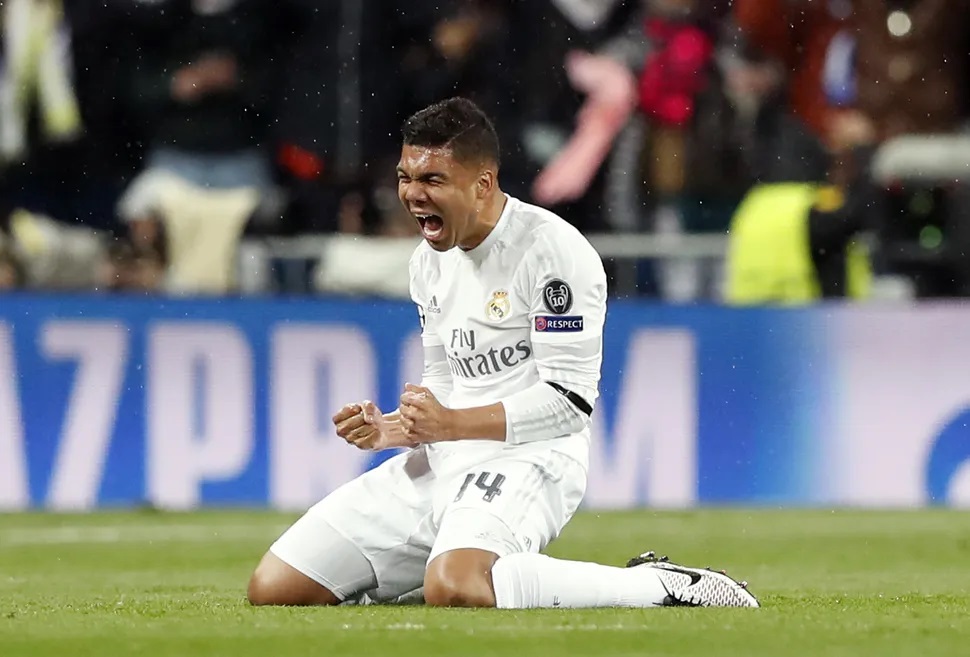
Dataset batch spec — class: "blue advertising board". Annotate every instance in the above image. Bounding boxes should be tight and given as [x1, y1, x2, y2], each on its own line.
[1, 295, 968, 510]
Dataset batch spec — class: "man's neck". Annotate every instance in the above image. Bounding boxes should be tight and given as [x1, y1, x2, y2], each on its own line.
[458, 192, 507, 251]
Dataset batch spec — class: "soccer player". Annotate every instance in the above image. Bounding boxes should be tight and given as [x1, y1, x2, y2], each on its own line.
[247, 98, 759, 609]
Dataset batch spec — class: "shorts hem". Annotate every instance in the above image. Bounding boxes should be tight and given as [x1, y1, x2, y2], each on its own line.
[428, 507, 523, 564]
[268, 543, 351, 601]
[427, 537, 516, 564]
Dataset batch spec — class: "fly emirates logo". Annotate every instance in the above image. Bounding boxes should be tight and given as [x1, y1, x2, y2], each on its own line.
[447, 328, 531, 379]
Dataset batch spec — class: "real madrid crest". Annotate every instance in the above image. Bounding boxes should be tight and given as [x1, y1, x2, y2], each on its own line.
[485, 290, 511, 322]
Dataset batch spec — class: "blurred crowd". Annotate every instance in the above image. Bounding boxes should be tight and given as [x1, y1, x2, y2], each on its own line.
[0, 0, 969, 301]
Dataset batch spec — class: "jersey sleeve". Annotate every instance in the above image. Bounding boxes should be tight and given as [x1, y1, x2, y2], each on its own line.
[409, 248, 443, 348]
[409, 248, 452, 403]
[499, 228, 607, 444]
[522, 229, 608, 346]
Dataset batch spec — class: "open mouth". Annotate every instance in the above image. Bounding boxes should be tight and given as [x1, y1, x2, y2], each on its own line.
[415, 214, 445, 241]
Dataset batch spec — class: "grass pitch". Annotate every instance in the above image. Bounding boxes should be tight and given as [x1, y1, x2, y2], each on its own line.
[1, 509, 969, 656]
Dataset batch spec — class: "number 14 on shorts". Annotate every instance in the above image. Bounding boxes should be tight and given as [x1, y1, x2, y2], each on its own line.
[454, 472, 506, 502]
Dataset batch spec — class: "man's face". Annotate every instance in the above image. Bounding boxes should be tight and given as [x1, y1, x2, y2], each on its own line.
[397, 145, 481, 251]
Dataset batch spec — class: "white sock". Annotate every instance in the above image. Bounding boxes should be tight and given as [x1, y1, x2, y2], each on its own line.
[491, 553, 670, 609]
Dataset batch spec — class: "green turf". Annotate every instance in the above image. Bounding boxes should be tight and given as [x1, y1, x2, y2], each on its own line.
[2, 509, 969, 656]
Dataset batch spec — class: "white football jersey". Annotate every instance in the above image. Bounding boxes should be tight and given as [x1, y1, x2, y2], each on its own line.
[409, 194, 607, 471]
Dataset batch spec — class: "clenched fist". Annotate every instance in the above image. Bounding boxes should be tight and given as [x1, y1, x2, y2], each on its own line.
[399, 384, 456, 443]
[332, 400, 395, 451]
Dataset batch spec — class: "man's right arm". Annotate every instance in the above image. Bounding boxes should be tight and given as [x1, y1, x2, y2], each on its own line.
[333, 402, 415, 451]
[339, 339, 453, 451]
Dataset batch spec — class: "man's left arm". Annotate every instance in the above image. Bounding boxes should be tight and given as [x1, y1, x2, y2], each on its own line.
[400, 233, 607, 444]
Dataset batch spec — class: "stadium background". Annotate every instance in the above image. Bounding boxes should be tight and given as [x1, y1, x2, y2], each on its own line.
[1, 0, 970, 513]
[4, 4, 970, 654]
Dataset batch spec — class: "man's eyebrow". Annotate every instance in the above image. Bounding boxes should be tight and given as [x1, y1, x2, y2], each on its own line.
[397, 169, 448, 180]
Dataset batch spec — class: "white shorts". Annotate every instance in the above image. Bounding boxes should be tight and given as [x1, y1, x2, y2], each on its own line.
[270, 446, 586, 602]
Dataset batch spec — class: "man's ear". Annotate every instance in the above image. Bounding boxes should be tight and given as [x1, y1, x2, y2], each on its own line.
[477, 169, 496, 199]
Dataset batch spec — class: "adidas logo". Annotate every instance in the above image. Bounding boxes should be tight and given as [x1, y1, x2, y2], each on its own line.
[427, 295, 442, 314]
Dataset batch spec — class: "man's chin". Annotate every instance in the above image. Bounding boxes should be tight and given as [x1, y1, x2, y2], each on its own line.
[424, 235, 454, 251]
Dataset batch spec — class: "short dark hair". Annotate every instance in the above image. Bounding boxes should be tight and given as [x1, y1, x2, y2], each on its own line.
[401, 97, 500, 168]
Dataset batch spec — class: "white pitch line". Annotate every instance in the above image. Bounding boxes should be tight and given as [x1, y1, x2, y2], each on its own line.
[372, 623, 426, 631]
[0, 523, 289, 547]
[338, 623, 639, 632]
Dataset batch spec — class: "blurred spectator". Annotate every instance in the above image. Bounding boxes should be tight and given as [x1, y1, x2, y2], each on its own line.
[725, 1, 870, 303]
[0, 244, 26, 290]
[476, 0, 637, 234]
[113, 0, 294, 294]
[96, 238, 166, 293]
[0, 0, 129, 235]
[0, 205, 108, 290]
[731, 0, 853, 182]
[536, 0, 740, 299]
[273, 0, 481, 238]
[725, 0, 970, 301]
[724, 182, 873, 304]
[530, 50, 638, 208]
[269, 0, 358, 237]
[3, 0, 965, 301]
[544, 0, 742, 203]
[0, 0, 81, 163]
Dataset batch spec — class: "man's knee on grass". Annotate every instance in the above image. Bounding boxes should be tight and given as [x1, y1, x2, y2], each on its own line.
[424, 548, 500, 608]
[247, 551, 341, 606]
